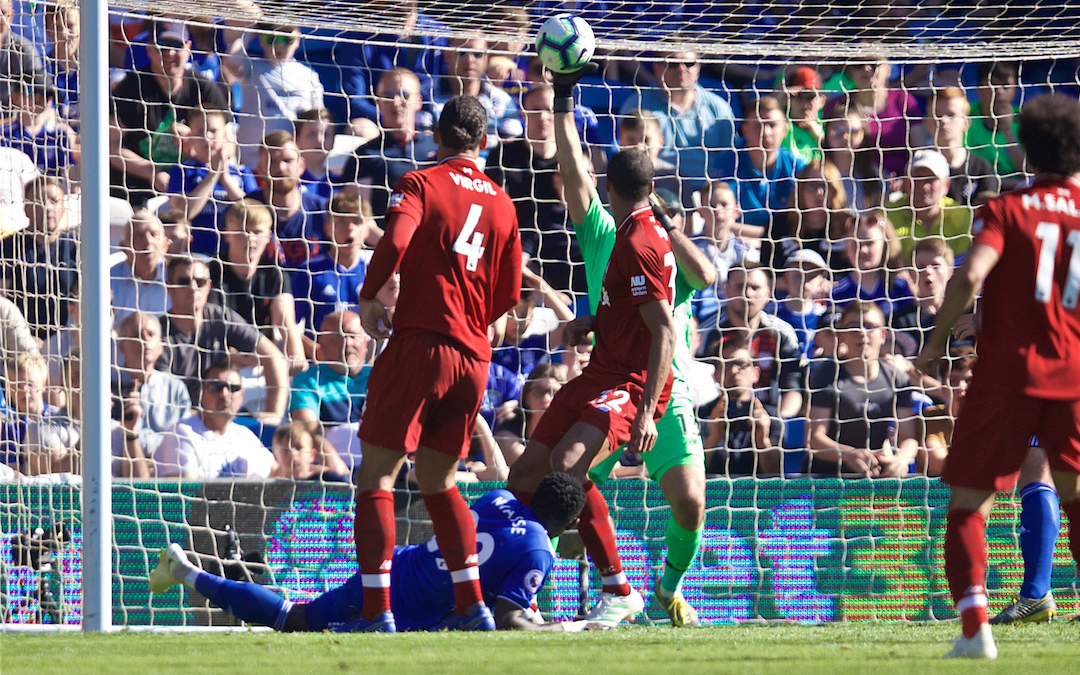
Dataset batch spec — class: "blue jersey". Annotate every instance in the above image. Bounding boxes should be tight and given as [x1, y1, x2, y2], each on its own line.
[308, 490, 554, 631]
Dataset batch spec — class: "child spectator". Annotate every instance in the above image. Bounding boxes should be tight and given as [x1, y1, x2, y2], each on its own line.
[920, 344, 976, 476]
[270, 422, 349, 482]
[617, 109, 680, 201]
[924, 87, 1001, 207]
[0, 353, 79, 476]
[158, 209, 192, 260]
[830, 209, 913, 317]
[494, 363, 566, 468]
[168, 105, 257, 255]
[890, 237, 955, 357]
[773, 249, 833, 361]
[691, 179, 750, 323]
[808, 300, 918, 477]
[295, 108, 337, 201]
[782, 66, 827, 163]
[778, 159, 853, 269]
[702, 334, 774, 475]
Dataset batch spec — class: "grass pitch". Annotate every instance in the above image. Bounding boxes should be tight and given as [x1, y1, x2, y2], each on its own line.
[2, 623, 1078, 675]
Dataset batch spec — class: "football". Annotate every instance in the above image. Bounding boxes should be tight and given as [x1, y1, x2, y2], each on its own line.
[535, 14, 596, 74]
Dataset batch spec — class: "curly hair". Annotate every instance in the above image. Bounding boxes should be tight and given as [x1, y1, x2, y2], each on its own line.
[437, 96, 487, 152]
[1018, 94, 1080, 177]
[529, 473, 585, 533]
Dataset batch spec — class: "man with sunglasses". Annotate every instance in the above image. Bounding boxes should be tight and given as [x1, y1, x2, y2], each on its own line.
[110, 21, 229, 208]
[158, 256, 289, 426]
[226, 22, 325, 169]
[618, 50, 736, 204]
[155, 362, 274, 479]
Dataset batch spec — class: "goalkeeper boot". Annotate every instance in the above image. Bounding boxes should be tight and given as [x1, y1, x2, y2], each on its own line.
[989, 592, 1057, 624]
[149, 544, 191, 594]
[429, 602, 496, 632]
[654, 580, 701, 627]
[945, 623, 998, 660]
[583, 588, 645, 628]
[332, 611, 397, 633]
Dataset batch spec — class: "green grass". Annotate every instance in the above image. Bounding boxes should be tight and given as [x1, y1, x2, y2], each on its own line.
[2, 623, 1078, 675]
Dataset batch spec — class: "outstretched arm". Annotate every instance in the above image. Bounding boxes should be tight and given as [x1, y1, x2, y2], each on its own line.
[650, 193, 716, 291]
[552, 64, 600, 226]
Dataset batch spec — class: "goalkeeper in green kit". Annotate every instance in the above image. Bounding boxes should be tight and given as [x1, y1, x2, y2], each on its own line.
[552, 63, 716, 626]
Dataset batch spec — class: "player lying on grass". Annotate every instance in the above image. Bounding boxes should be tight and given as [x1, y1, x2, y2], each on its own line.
[149, 473, 586, 632]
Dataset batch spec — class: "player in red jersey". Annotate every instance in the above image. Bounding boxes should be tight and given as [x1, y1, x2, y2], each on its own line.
[915, 94, 1080, 658]
[507, 148, 677, 627]
[351, 95, 522, 633]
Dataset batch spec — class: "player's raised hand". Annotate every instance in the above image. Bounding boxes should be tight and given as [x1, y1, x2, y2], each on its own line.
[551, 62, 600, 100]
[627, 409, 659, 454]
[358, 296, 392, 340]
[563, 314, 595, 347]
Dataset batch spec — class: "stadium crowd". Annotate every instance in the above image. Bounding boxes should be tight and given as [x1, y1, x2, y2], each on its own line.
[1, 0, 1076, 484]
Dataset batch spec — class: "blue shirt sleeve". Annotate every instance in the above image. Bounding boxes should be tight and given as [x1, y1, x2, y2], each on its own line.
[496, 548, 555, 611]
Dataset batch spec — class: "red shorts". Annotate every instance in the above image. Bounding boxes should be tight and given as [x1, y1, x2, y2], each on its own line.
[943, 381, 1080, 492]
[359, 332, 487, 458]
[531, 369, 671, 452]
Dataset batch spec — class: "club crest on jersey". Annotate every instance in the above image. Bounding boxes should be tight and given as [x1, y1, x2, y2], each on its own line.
[388, 192, 404, 208]
[524, 569, 544, 594]
[631, 274, 647, 297]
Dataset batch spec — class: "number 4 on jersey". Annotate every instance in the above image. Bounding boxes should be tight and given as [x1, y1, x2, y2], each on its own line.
[454, 204, 486, 271]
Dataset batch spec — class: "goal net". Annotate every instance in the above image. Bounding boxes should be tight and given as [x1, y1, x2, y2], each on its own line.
[1, 0, 1078, 627]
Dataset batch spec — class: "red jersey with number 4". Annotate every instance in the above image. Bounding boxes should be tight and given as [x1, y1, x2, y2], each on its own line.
[363, 155, 522, 361]
[973, 176, 1080, 398]
[588, 206, 676, 385]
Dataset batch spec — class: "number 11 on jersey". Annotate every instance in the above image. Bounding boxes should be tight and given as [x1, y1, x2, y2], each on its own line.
[1034, 221, 1080, 309]
[454, 204, 486, 272]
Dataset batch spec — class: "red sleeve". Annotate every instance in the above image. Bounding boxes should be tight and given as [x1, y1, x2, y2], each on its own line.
[625, 235, 671, 306]
[972, 198, 1007, 256]
[359, 173, 424, 300]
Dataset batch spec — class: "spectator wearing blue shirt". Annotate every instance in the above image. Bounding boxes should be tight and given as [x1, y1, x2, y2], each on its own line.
[288, 310, 371, 471]
[247, 129, 328, 268]
[480, 361, 523, 431]
[619, 50, 736, 201]
[295, 107, 337, 202]
[336, 68, 439, 222]
[713, 95, 807, 247]
[830, 209, 913, 318]
[1, 75, 77, 183]
[43, 2, 79, 124]
[111, 208, 170, 328]
[292, 191, 372, 342]
[168, 106, 258, 255]
[691, 180, 751, 324]
[772, 249, 832, 361]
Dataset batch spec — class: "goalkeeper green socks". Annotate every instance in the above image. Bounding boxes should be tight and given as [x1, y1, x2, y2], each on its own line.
[659, 517, 702, 596]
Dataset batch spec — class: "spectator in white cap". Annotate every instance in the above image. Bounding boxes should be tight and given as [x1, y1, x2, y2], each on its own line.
[885, 147, 972, 263]
[773, 248, 832, 360]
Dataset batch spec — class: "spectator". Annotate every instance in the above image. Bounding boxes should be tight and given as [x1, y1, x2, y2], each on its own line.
[1, 74, 78, 185]
[825, 58, 924, 179]
[270, 422, 349, 481]
[966, 61, 1024, 184]
[890, 237, 955, 357]
[924, 87, 1001, 207]
[493, 363, 566, 468]
[292, 191, 373, 341]
[111, 208, 169, 326]
[158, 256, 289, 424]
[227, 22, 325, 168]
[111, 312, 191, 478]
[288, 310, 371, 471]
[831, 208, 913, 317]
[168, 105, 257, 256]
[429, 37, 522, 161]
[0, 176, 78, 338]
[702, 334, 773, 475]
[619, 49, 736, 199]
[714, 94, 807, 263]
[691, 180, 751, 324]
[0, 353, 79, 476]
[158, 209, 192, 260]
[822, 102, 885, 213]
[920, 344, 976, 476]
[336, 67, 438, 221]
[616, 109, 680, 199]
[479, 360, 523, 431]
[0, 0, 44, 116]
[209, 199, 305, 374]
[773, 248, 833, 361]
[248, 129, 327, 268]
[110, 21, 229, 207]
[886, 148, 973, 262]
[782, 66, 827, 163]
[808, 300, 918, 477]
[155, 362, 274, 479]
[492, 268, 575, 380]
[702, 263, 805, 422]
[778, 158, 853, 269]
[295, 108, 337, 201]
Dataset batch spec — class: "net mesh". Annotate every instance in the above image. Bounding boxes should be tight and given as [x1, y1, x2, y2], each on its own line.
[1, 0, 1078, 626]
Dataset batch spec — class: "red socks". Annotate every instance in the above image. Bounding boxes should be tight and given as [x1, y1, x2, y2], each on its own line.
[423, 487, 484, 614]
[354, 489, 396, 620]
[1062, 498, 1080, 568]
[945, 508, 988, 638]
[577, 481, 630, 596]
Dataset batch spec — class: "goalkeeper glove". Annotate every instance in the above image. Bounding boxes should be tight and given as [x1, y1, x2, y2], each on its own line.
[552, 62, 599, 113]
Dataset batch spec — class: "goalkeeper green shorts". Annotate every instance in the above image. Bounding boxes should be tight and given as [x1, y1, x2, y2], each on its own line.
[587, 397, 704, 484]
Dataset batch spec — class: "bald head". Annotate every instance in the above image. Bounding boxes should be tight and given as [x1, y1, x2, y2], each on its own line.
[317, 310, 367, 376]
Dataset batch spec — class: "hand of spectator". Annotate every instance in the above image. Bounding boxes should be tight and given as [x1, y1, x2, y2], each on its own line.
[494, 400, 518, 425]
[751, 397, 770, 435]
[521, 265, 544, 292]
[952, 313, 980, 341]
[358, 297, 393, 340]
[551, 62, 599, 101]
[882, 352, 913, 375]
[154, 171, 172, 193]
[121, 389, 143, 432]
[626, 408, 658, 454]
[563, 315, 595, 347]
[252, 410, 284, 427]
[840, 448, 880, 477]
[875, 451, 908, 478]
